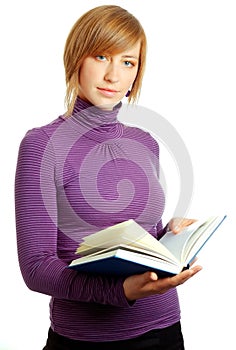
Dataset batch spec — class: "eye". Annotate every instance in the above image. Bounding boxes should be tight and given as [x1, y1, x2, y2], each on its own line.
[95, 55, 107, 61]
[123, 60, 135, 67]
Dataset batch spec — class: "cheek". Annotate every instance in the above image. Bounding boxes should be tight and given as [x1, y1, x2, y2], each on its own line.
[127, 65, 139, 83]
[80, 68, 91, 87]
[125, 70, 138, 87]
[80, 62, 99, 87]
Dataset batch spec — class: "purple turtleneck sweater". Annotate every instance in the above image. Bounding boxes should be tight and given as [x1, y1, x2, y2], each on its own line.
[15, 98, 180, 342]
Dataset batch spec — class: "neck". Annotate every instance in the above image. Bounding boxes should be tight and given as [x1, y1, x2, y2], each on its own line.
[69, 96, 124, 142]
[72, 96, 121, 126]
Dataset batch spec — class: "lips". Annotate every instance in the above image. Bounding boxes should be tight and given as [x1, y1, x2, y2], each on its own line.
[97, 87, 118, 93]
[97, 87, 119, 97]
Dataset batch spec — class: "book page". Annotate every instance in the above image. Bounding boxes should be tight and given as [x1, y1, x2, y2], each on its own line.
[181, 216, 225, 262]
[77, 243, 178, 265]
[160, 216, 226, 264]
[69, 247, 181, 276]
[76, 220, 147, 254]
[128, 235, 178, 262]
[76, 219, 177, 262]
[81, 219, 144, 244]
[159, 218, 209, 262]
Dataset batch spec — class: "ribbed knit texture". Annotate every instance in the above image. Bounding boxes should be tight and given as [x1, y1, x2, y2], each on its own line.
[15, 97, 180, 342]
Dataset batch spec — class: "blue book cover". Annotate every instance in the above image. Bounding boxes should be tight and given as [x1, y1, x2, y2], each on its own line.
[69, 247, 178, 277]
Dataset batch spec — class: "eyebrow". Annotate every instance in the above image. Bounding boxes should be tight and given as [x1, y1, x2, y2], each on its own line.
[121, 55, 139, 60]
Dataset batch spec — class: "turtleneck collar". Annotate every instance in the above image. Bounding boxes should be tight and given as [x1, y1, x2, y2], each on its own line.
[72, 96, 122, 127]
[69, 97, 124, 142]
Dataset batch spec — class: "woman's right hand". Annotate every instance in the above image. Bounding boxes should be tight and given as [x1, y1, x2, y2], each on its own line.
[123, 265, 202, 301]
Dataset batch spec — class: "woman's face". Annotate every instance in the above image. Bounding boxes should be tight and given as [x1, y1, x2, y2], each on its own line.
[78, 41, 140, 109]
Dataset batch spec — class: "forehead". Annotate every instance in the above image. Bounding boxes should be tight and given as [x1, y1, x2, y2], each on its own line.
[122, 41, 140, 55]
[104, 41, 141, 58]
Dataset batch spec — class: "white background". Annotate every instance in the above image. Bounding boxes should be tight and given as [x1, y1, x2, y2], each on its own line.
[0, 0, 235, 349]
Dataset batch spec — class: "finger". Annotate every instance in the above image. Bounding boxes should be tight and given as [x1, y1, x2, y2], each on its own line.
[189, 265, 202, 275]
[172, 218, 197, 234]
[150, 272, 158, 281]
[140, 271, 158, 284]
[170, 265, 202, 285]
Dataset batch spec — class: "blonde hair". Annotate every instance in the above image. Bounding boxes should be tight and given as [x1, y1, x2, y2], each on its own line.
[63, 5, 147, 115]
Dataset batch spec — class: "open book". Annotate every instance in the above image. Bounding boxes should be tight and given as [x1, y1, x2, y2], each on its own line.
[68, 215, 226, 277]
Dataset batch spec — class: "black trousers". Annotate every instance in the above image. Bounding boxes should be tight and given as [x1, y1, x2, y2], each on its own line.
[43, 321, 185, 350]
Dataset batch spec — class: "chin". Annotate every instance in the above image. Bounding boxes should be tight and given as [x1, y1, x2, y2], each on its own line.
[94, 98, 118, 110]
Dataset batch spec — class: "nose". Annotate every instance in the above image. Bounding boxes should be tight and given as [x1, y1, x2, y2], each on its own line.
[104, 63, 119, 83]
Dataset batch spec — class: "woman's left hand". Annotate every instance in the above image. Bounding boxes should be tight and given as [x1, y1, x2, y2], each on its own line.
[167, 217, 197, 234]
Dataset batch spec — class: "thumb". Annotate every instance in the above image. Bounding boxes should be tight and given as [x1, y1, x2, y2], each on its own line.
[142, 271, 158, 282]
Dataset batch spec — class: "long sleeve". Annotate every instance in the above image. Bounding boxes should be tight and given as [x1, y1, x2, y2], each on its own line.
[15, 128, 129, 307]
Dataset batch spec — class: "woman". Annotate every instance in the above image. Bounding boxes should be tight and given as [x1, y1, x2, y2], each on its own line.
[15, 5, 201, 350]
